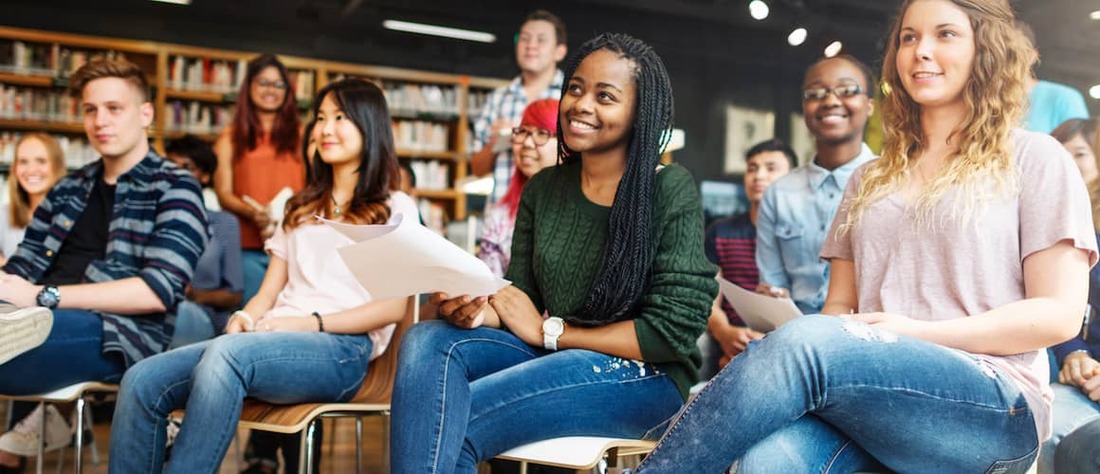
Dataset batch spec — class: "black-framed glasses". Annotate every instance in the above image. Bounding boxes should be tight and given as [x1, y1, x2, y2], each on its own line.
[254, 79, 288, 90]
[511, 127, 553, 146]
[802, 84, 864, 101]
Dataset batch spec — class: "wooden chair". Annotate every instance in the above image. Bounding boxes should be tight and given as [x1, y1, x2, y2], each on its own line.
[234, 296, 417, 474]
[0, 381, 118, 474]
[495, 436, 656, 474]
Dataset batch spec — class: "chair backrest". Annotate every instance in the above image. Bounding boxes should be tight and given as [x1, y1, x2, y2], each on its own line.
[346, 295, 417, 404]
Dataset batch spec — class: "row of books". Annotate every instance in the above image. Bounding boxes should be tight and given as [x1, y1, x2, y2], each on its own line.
[0, 132, 99, 169]
[0, 40, 132, 77]
[0, 85, 80, 124]
[164, 100, 233, 136]
[169, 55, 314, 102]
[406, 159, 450, 191]
[392, 120, 449, 153]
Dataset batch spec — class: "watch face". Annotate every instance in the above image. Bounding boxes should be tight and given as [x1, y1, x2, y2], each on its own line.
[542, 317, 564, 336]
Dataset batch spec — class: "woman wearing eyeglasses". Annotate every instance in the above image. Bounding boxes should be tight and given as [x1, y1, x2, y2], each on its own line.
[755, 54, 876, 315]
[476, 98, 560, 277]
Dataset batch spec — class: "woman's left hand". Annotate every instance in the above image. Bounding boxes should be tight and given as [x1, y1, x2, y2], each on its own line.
[849, 312, 927, 339]
[489, 286, 544, 346]
[254, 316, 317, 333]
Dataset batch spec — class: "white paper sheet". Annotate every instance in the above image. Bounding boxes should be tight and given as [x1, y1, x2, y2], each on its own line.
[322, 213, 510, 300]
[717, 277, 801, 332]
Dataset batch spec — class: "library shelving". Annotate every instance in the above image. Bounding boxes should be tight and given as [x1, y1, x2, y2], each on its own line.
[0, 25, 508, 224]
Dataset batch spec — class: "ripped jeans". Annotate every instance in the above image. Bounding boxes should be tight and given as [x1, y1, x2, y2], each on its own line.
[634, 315, 1039, 474]
[389, 320, 683, 474]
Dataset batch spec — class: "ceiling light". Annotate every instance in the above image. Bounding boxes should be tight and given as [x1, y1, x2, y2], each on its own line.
[150, 0, 190, 4]
[824, 41, 843, 57]
[748, 0, 769, 21]
[1090, 85, 1100, 99]
[788, 28, 807, 46]
[1091, 10, 1100, 20]
[383, 20, 496, 43]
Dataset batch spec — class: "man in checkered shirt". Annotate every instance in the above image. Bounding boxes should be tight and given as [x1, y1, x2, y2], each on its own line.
[470, 10, 567, 203]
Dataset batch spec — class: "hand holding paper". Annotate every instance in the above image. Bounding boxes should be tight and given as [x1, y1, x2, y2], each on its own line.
[717, 277, 801, 332]
[322, 213, 510, 301]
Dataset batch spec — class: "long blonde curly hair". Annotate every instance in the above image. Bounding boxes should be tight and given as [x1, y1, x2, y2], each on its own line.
[843, 0, 1033, 230]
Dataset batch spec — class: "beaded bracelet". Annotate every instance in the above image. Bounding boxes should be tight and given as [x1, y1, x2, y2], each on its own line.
[311, 311, 325, 332]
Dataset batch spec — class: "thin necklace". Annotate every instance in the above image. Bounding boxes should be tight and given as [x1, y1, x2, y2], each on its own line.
[331, 195, 348, 216]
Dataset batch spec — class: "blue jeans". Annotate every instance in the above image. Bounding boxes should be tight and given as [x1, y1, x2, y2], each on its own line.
[0, 309, 126, 394]
[169, 300, 216, 349]
[390, 321, 683, 474]
[1039, 383, 1100, 473]
[1054, 415, 1100, 472]
[634, 315, 1039, 473]
[241, 249, 269, 304]
[108, 331, 372, 474]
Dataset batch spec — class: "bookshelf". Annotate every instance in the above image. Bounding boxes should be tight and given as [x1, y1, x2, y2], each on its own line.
[0, 26, 508, 225]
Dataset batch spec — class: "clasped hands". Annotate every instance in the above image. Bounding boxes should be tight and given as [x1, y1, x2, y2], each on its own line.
[225, 314, 316, 334]
[429, 285, 545, 346]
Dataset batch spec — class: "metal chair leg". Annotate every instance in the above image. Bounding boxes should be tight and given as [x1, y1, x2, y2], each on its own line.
[73, 398, 86, 474]
[301, 419, 318, 474]
[35, 402, 45, 474]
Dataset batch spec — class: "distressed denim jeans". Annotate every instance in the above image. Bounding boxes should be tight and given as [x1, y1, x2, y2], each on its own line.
[632, 315, 1039, 474]
[389, 320, 684, 474]
[108, 332, 372, 474]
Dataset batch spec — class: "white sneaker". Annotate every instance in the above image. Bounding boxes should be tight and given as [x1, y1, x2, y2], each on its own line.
[0, 404, 72, 456]
[0, 305, 53, 365]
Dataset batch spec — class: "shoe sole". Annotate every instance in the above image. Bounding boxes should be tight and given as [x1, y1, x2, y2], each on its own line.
[0, 307, 53, 366]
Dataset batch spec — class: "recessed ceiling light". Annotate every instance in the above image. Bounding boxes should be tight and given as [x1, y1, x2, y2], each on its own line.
[749, 0, 769, 21]
[150, 0, 191, 4]
[788, 28, 808, 46]
[824, 41, 843, 57]
[1089, 84, 1100, 99]
[1091, 10, 1100, 20]
[383, 20, 496, 43]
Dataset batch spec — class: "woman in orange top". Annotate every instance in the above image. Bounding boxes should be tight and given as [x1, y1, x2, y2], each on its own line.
[213, 54, 304, 303]
[212, 53, 306, 474]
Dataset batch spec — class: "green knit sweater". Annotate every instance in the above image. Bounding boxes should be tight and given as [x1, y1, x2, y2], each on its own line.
[504, 159, 718, 399]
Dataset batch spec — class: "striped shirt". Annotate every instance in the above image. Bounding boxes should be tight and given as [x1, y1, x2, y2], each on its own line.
[704, 213, 758, 326]
[472, 70, 563, 202]
[3, 151, 208, 367]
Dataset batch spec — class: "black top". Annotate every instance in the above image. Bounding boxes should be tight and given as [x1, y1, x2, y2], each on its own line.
[41, 178, 115, 286]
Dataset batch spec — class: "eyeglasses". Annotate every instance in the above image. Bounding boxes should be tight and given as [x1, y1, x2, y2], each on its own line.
[511, 127, 553, 146]
[802, 84, 864, 101]
[253, 79, 288, 90]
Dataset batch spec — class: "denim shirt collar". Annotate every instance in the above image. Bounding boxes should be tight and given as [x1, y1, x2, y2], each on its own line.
[806, 143, 874, 191]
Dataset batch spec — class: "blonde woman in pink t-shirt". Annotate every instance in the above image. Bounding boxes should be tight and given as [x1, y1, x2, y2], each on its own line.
[108, 79, 418, 473]
[629, 1, 1098, 473]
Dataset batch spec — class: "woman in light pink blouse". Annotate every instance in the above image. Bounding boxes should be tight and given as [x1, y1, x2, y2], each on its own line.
[629, 0, 1098, 472]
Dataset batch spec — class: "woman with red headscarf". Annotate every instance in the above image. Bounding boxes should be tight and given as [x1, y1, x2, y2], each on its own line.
[476, 98, 559, 277]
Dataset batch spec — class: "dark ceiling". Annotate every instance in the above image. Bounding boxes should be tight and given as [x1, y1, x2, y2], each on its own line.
[4, 0, 1097, 94]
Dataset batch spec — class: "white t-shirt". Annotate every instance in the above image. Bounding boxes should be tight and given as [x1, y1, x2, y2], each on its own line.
[262, 191, 419, 361]
[822, 129, 1099, 441]
[0, 204, 26, 259]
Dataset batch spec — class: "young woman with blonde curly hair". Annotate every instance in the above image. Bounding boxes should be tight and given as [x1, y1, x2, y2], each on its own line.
[627, 0, 1098, 472]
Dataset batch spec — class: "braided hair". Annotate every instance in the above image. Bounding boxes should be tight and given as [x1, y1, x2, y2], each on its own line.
[557, 33, 674, 325]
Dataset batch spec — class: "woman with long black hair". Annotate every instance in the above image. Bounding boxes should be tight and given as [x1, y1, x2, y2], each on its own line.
[390, 32, 717, 473]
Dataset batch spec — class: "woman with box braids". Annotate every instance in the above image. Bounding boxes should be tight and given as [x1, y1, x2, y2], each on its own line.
[391, 32, 716, 473]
